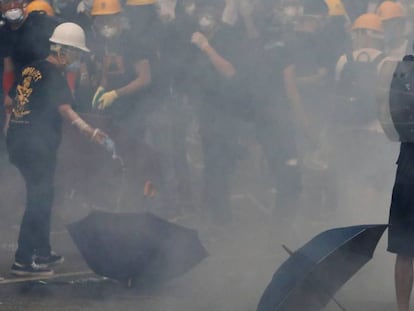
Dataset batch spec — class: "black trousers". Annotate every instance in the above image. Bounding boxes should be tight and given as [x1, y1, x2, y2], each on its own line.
[197, 104, 241, 224]
[7, 133, 57, 264]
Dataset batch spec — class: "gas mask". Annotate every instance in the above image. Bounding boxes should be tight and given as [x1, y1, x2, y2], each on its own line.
[53, 0, 68, 11]
[156, 1, 175, 24]
[198, 15, 216, 33]
[277, 4, 303, 26]
[184, 3, 195, 16]
[67, 60, 81, 71]
[283, 5, 303, 18]
[4, 8, 24, 23]
[100, 25, 119, 39]
[82, 0, 93, 10]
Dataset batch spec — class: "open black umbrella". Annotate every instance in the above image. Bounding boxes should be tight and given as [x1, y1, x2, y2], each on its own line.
[257, 224, 387, 311]
[67, 211, 208, 285]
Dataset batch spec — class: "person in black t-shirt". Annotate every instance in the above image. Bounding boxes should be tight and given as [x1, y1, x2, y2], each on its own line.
[87, 0, 161, 211]
[89, 0, 152, 134]
[0, 0, 62, 134]
[6, 22, 107, 276]
[187, 2, 243, 224]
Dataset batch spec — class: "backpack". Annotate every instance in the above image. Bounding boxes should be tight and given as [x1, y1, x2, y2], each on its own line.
[385, 55, 414, 141]
[335, 50, 385, 126]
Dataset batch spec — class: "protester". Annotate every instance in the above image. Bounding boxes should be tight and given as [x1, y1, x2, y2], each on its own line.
[186, 1, 243, 224]
[0, 0, 61, 134]
[376, 1, 410, 58]
[6, 22, 106, 276]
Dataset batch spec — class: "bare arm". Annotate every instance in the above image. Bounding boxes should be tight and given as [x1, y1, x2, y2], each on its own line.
[192, 32, 236, 79]
[115, 59, 152, 97]
[58, 104, 106, 143]
[203, 44, 236, 79]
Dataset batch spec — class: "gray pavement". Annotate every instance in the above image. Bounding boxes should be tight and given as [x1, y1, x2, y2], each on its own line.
[0, 138, 401, 311]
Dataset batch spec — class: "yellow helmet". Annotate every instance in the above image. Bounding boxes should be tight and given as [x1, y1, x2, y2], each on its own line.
[352, 13, 384, 33]
[126, 0, 155, 6]
[324, 0, 346, 16]
[91, 0, 121, 15]
[376, 1, 405, 21]
[25, 0, 54, 16]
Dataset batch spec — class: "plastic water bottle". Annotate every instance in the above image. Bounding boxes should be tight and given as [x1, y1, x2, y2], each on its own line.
[103, 137, 115, 154]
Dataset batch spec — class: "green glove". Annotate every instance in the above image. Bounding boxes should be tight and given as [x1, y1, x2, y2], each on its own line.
[92, 86, 105, 108]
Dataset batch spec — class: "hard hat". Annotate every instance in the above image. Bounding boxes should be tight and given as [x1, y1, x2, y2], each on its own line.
[125, 0, 155, 6]
[352, 13, 384, 33]
[376, 1, 405, 21]
[91, 0, 121, 15]
[25, 0, 54, 16]
[324, 0, 346, 16]
[49, 22, 90, 52]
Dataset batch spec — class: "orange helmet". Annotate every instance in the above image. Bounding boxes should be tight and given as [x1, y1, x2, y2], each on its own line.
[25, 0, 54, 16]
[352, 13, 384, 33]
[125, 0, 155, 6]
[376, 1, 405, 21]
[325, 0, 347, 16]
[91, 0, 121, 15]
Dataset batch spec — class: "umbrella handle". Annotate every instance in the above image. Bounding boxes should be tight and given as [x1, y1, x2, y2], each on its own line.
[281, 244, 348, 311]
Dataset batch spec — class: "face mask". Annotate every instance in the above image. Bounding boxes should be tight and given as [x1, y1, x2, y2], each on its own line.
[82, 0, 93, 10]
[283, 6, 302, 17]
[67, 60, 81, 71]
[54, 0, 68, 10]
[184, 3, 195, 16]
[100, 25, 118, 38]
[198, 15, 215, 33]
[4, 8, 23, 23]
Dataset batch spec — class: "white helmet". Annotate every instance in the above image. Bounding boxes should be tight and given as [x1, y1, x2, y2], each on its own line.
[49, 22, 90, 52]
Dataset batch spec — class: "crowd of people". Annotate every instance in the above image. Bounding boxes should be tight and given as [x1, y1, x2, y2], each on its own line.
[0, 0, 414, 300]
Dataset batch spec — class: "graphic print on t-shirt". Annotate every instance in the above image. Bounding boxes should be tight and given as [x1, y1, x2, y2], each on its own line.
[13, 66, 42, 119]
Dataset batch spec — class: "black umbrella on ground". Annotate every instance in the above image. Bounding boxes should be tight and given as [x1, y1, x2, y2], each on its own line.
[257, 224, 387, 311]
[67, 211, 208, 286]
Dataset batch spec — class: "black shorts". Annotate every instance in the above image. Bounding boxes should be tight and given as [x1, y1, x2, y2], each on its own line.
[388, 182, 414, 256]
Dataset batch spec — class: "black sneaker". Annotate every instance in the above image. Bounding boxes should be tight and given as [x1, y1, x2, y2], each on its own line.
[34, 252, 64, 268]
[11, 262, 54, 277]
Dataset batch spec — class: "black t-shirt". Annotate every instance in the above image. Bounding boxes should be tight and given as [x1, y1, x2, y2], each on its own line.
[394, 143, 414, 184]
[0, 12, 61, 76]
[9, 60, 73, 150]
[185, 24, 244, 111]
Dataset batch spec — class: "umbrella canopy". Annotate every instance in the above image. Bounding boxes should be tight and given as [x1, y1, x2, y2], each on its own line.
[67, 211, 208, 284]
[257, 224, 387, 311]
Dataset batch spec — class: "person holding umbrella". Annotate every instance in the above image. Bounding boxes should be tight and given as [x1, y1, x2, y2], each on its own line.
[6, 22, 107, 276]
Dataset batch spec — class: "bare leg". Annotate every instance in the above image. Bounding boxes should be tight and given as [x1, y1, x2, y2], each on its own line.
[396, 255, 414, 311]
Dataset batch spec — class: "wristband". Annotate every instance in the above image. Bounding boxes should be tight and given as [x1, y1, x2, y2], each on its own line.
[3, 71, 15, 95]
[91, 128, 99, 141]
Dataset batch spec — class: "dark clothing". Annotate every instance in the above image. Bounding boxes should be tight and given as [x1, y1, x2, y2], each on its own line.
[388, 143, 414, 256]
[11, 149, 57, 264]
[241, 36, 301, 210]
[186, 25, 244, 113]
[8, 60, 73, 150]
[0, 12, 61, 77]
[6, 60, 72, 264]
[187, 25, 244, 223]
[89, 32, 155, 132]
[393, 143, 414, 185]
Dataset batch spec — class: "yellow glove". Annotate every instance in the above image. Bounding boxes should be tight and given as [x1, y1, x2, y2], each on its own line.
[97, 90, 118, 110]
[92, 86, 105, 108]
